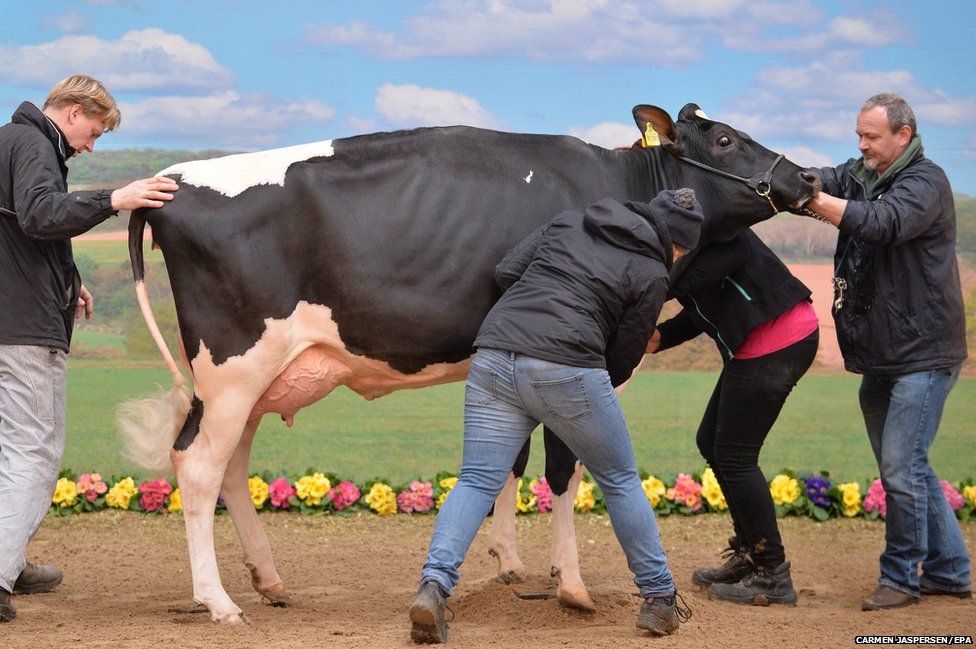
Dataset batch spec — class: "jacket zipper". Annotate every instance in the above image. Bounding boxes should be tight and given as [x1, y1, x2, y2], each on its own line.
[723, 276, 752, 301]
[691, 296, 734, 360]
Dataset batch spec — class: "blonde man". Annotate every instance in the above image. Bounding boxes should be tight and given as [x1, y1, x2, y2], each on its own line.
[0, 75, 178, 622]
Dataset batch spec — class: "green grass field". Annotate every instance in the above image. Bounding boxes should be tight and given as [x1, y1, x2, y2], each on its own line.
[64, 361, 975, 483]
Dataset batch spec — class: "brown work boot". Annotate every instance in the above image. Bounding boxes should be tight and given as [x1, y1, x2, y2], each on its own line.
[920, 583, 972, 600]
[0, 589, 15, 622]
[692, 536, 752, 587]
[636, 591, 692, 636]
[14, 563, 62, 595]
[409, 581, 451, 644]
[861, 585, 919, 611]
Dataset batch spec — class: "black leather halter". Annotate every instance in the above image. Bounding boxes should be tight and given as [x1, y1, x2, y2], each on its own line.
[675, 153, 785, 215]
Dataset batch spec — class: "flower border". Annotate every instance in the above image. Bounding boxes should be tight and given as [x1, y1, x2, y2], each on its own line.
[50, 468, 976, 522]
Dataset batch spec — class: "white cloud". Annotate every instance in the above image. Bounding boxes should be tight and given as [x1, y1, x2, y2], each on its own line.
[41, 11, 89, 35]
[775, 146, 834, 168]
[0, 28, 233, 92]
[374, 83, 507, 130]
[118, 92, 336, 146]
[344, 115, 379, 134]
[656, 0, 745, 19]
[567, 122, 637, 149]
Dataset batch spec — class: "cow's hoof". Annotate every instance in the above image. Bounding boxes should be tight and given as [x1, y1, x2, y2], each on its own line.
[552, 567, 596, 612]
[488, 547, 527, 584]
[258, 583, 292, 607]
[213, 611, 249, 625]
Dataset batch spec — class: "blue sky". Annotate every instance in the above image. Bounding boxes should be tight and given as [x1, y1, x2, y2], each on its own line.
[2, 0, 975, 193]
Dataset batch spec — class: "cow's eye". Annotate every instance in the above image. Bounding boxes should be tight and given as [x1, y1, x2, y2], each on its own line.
[718, 135, 732, 148]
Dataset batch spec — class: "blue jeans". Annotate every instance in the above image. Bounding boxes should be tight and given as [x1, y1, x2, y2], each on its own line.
[421, 348, 674, 598]
[859, 364, 971, 596]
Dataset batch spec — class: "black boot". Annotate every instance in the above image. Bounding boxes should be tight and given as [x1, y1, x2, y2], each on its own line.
[708, 560, 798, 606]
[409, 581, 450, 644]
[0, 588, 15, 623]
[636, 591, 692, 636]
[691, 537, 752, 587]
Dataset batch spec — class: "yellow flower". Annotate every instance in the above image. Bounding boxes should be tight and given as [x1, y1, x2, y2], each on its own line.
[769, 474, 800, 505]
[642, 476, 666, 507]
[365, 482, 397, 515]
[248, 475, 269, 508]
[963, 485, 976, 509]
[168, 488, 182, 512]
[106, 477, 138, 509]
[701, 468, 727, 510]
[436, 492, 449, 509]
[52, 477, 78, 507]
[574, 480, 596, 512]
[295, 472, 331, 506]
[439, 477, 458, 491]
[515, 478, 537, 513]
[838, 482, 862, 517]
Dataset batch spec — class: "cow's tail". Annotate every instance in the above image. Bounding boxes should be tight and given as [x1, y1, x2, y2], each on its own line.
[116, 210, 193, 475]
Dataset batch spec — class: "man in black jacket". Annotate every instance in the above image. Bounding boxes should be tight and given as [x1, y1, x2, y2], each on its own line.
[0, 75, 177, 622]
[807, 93, 971, 610]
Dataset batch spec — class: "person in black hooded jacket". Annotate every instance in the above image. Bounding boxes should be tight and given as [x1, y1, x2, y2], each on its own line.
[0, 75, 177, 623]
[650, 228, 819, 606]
[408, 190, 703, 643]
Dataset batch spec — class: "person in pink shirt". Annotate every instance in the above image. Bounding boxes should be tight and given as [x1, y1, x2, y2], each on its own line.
[648, 228, 818, 606]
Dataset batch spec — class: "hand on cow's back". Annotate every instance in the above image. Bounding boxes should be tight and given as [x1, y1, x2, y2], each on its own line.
[111, 176, 179, 211]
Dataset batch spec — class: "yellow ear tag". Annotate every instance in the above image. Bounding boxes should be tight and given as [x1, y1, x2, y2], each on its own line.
[642, 122, 660, 148]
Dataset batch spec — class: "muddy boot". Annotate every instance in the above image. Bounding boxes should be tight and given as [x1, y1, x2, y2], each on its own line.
[691, 537, 752, 587]
[409, 581, 450, 644]
[708, 560, 797, 606]
[636, 591, 692, 636]
[14, 562, 62, 595]
[0, 589, 15, 623]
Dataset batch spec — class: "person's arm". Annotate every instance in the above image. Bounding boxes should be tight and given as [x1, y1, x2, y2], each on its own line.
[494, 219, 553, 290]
[76, 283, 93, 320]
[668, 234, 749, 299]
[654, 307, 704, 352]
[604, 277, 667, 387]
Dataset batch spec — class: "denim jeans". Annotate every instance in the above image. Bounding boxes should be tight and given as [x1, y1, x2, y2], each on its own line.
[421, 348, 674, 598]
[859, 364, 971, 596]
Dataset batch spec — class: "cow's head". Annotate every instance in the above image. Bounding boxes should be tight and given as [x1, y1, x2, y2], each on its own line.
[633, 103, 820, 243]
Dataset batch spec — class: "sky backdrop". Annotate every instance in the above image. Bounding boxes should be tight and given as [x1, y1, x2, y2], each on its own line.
[2, 0, 975, 193]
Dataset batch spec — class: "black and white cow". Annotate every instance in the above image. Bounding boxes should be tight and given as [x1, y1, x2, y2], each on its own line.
[119, 103, 819, 623]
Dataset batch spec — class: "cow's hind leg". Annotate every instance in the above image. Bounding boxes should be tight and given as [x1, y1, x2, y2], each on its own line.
[220, 417, 291, 607]
[488, 474, 528, 584]
[173, 395, 253, 624]
[545, 427, 595, 611]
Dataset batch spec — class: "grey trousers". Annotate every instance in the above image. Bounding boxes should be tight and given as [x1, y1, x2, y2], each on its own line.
[0, 344, 67, 592]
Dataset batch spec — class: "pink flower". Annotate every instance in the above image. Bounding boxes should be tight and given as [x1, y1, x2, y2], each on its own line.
[328, 481, 361, 510]
[531, 477, 553, 514]
[940, 480, 965, 511]
[397, 481, 435, 513]
[268, 478, 296, 509]
[138, 478, 173, 513]
[668, 473, 703, 512]
[76, 472, 108, 503]
[863, 479, 887, 518]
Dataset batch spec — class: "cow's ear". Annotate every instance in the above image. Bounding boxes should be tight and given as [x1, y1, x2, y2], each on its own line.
[632, 105, 677, 148]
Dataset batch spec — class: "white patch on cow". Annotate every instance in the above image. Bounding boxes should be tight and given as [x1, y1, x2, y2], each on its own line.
[524, 170, 533, 184]
[157, 141, 335, 198]
[694, 109, 710, 120]
[188, 301, 471, 426]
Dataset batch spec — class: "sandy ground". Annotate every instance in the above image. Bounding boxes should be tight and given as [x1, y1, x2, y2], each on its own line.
[2, 512, 972, 649]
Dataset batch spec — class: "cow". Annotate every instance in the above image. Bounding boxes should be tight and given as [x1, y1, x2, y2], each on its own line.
[118, 103, 819, 624]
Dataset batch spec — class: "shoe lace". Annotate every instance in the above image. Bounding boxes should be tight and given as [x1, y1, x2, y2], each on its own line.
[672, 591, 692, 623]
[444, 602, 456, 622]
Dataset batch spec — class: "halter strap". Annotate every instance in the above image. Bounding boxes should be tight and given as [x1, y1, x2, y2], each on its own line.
[676, 153, 785, 215]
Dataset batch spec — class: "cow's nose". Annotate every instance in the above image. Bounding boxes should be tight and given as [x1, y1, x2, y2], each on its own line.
[799, 169, 820, 187]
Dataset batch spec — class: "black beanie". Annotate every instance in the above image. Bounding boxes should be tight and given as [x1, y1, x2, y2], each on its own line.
[649, 188, 704, 250]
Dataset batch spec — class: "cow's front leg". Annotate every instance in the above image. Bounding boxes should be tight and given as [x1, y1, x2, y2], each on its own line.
[488, 472, 528, 584]
[550, 462, 595, 611]
[220, 418, 291, 607]
[173, 398, 251, 624]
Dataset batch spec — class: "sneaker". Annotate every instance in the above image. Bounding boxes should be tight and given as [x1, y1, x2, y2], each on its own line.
[708, 560, 798, 606]
[636, 591, 692, 636]
[861, 585, 919, 611]
[13, 562, 62, 595]
[0, 589, 15, 623]
[692, 536, 752, 587]
[409, 581, 450, 644]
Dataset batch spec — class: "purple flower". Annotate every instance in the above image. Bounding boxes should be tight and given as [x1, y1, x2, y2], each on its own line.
[805, 476, 831, 508]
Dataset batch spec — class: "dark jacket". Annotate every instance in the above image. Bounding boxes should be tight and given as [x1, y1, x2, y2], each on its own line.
[820, 137, 967, 375]
[0, 102, 115, 350]
[474, 197, 672, 386]
[655, 229, 812, 361]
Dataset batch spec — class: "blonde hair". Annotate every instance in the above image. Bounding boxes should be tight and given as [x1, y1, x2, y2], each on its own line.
[43, 74, 121, 131]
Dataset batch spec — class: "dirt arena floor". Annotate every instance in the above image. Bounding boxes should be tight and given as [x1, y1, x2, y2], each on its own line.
[2, 512, 973, 648]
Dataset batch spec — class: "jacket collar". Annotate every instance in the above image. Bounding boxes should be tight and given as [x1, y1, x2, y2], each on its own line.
[849, 134, 923, 198]
[10, 101, 76, 164]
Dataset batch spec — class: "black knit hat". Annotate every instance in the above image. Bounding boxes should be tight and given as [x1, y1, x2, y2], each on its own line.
[649, 188, 704, 250]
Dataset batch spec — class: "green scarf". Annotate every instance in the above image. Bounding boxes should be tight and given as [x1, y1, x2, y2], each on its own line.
[849, 134, 923, 199]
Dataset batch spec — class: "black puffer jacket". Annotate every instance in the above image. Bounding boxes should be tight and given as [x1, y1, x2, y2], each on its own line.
[0, 102, 115, 350]
[655, 229, 812, 361]
[474, 197, 675, 386]
[820, 139, 967, 375]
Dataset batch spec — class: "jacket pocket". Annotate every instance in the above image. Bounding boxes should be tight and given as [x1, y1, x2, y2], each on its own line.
[885, 302, 922, 337]
[530, 374, 591, 420]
